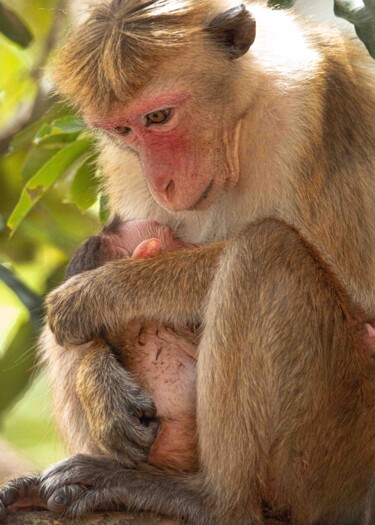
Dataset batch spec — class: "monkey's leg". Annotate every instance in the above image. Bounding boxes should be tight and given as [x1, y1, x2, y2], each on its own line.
[40, 327, 159, 466]
[197, 220, 375, 524]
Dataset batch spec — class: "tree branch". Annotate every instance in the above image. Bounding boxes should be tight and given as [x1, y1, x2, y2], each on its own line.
[2, 512, 180, 524]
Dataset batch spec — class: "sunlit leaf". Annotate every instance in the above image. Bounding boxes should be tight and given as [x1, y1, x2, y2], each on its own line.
[67, 156, 100, 212]
[10, 120, 47, 152]
[7, 139, 92, 235]
[34, 120, 83, 144]
[10, 106, 73, 151]
[21, 146, 61, 182]
[52, 116, 86, 133]
[99, 194, 110, 224]
[0, 2, 33, 48]
[34, 124, 53, 143]
[37, 133, 82, 147]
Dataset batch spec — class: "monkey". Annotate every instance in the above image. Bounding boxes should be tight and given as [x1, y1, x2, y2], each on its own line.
[1, 1, 375, 524]
[67, 218, 200, 473]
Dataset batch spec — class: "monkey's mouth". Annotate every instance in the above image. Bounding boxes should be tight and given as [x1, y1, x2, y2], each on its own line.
[189, 180, 214, 210]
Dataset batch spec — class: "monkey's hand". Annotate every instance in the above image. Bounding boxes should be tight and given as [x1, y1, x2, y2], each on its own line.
[77, 346, 159, 465]
[46, 268, 120, 347]
[0, 455, 211, 524]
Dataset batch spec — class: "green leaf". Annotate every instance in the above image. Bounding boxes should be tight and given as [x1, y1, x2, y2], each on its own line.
[52, 116, 86, 134]
[334, 0, 375, 58]
[100, 194, 110, 224]
[7, 138, 92, 235]
[67, 156, 100, 212]
[21, 145, 61, 182]
[0, 321, 37, 415]
[10, 106, 74, 152]
[34, 118, 84, 145]
[0, 2, 33, 48]
[0, 265, 43, 332]
[33, 124, 53, 143]
[37, 133, 82, 147]
[10, 120, 48, 152]
[268, 0, 296, 8]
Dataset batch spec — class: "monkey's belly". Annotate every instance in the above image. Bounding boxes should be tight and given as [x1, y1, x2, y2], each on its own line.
[120, 321, 198, 472]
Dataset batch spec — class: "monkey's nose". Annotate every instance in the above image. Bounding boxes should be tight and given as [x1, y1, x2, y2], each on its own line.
[153, 179, 175, 202]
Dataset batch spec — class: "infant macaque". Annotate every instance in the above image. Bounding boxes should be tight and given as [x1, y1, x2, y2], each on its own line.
[67, 219, 199, 471]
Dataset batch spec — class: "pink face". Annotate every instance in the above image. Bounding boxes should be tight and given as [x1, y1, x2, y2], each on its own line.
[89, 89, 238, 212]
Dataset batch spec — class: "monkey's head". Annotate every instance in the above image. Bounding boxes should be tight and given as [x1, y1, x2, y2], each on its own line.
[54, 0, 256, 212]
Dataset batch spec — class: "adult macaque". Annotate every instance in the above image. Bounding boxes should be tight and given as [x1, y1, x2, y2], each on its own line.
[1, 0, 375, 524]
[67, 218, 200, 472]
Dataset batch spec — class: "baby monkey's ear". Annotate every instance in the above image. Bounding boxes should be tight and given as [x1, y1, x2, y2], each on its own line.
[205, 4, 256, 59]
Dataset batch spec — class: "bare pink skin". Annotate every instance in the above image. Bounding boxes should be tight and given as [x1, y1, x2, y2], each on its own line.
[362, 323, 375, 356]
[104, 219, 194, 257]
[105, 220, 200, 471]
[88, 88, 235, 212]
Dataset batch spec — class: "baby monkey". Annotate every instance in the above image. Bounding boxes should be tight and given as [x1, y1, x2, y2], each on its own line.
[67, 219, 200, 472]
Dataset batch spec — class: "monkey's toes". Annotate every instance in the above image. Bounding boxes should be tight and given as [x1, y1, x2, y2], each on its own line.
[47, 485, 86, 514]
[0, 475, 40, 520]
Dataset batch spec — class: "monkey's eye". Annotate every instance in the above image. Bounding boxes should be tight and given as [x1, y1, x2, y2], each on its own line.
[113, 126, 131, 136]
[146, 109, 171, 126]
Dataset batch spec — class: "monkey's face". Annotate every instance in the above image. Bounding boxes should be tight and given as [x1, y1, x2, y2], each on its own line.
[89, 82, 243, 212]
[54, 2, 257, 211]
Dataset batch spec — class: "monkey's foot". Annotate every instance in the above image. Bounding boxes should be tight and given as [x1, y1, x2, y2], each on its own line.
[0, 455, 211, 524]
[0, 476, 45, 519]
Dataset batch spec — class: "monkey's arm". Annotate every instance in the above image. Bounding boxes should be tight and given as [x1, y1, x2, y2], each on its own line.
[46, 242, 224, 348]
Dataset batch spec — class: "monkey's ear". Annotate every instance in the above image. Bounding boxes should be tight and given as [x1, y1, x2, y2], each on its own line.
[205, 5, 256, 59]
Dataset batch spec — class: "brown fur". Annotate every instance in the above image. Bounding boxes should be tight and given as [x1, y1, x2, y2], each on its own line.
[1, 1, 375, 524]
[67, 219, 199, 472]
[53, 0, 211, 112]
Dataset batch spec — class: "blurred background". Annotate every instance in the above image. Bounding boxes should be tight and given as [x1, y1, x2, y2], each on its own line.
[0, 0, 373, 480]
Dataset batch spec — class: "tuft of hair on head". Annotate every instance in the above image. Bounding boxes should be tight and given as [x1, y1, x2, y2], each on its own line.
[52, 0, 214, 114]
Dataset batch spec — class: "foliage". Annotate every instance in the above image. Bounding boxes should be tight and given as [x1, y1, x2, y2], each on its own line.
[0, 0, 99, 465]
[335, 0, 375, 58]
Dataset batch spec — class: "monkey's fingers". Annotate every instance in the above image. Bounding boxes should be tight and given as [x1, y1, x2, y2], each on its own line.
[39, 455, 136, 499]
[0, 476, 41, 520]
[39, 456, 211, 525]
[95, 411, 159, 465]
[48, 485, 127, 518]
[46, 276, 103, 347]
